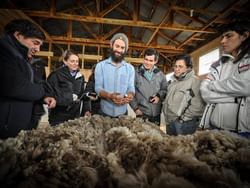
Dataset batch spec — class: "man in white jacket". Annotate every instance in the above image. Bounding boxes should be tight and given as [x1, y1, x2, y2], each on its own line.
[200, 20, 250, 138]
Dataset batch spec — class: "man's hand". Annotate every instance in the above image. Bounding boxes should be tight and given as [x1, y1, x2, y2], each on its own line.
[149, 95, 160, 104]
[123, 92, 134, 103]
[85, 111, 91, 117]
[44, 97, 56, 108]
[135, 108, 143, 116]
[109, 93, 125, 105]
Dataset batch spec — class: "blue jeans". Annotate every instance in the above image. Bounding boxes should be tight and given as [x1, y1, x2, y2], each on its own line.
[167, 118, 199, 136]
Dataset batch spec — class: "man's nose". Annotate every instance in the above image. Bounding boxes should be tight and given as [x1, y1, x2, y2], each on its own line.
[221, 37, 226, 44]
[35, 45, 41, 52]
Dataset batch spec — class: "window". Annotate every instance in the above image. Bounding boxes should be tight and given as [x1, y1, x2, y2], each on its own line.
[198, 48, 220, 75]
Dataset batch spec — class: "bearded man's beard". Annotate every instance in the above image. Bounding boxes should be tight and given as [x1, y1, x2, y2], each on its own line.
[110, 49, 125, 63]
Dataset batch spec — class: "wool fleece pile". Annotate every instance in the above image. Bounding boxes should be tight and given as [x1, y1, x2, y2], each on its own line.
[0, 115, 250, 188]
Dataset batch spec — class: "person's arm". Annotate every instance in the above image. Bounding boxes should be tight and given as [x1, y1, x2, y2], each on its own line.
[184, 78, 205, 117]
[0, 54, 45, 101]
[94, 63, 125, 105]
[153, 72, 168, 104]
[47, 71, 73, 106]
[99, 91, 126, 105]
[123, 65, 135, 104]
[200, 79, 238, 104]
[208, 66, 250, 97]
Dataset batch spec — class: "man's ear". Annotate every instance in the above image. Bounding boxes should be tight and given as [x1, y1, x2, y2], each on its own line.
[13, 31, 21, 39]
[242, 31, 249, 41]
[63, 59, 67, 65]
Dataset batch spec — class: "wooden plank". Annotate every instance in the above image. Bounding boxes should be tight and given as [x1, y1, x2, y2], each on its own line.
[125, 57, 144, 64]
[78, 54, 103, 61]
[35, 51, 54, 57]
[24, 10, 215, 33]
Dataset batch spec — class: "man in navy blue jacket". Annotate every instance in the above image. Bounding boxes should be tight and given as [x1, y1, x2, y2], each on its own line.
[0, 19, 56, 139]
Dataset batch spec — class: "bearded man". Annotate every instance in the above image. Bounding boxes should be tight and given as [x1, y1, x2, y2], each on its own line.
[95, 33, 135, 117]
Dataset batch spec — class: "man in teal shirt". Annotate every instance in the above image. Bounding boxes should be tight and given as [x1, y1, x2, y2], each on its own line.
[95, 33, 135, 117]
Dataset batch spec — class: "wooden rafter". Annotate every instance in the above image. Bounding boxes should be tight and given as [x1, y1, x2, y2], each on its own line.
[157, 30, 179, 46]
[177, 0, 240, 49]
[102, 26, 122, 40]
[76, 0, 94, 16]
[133, 0, 140, 21]
[79, 22, 98, 39]
[96, 0, 101, 15]
[24, 10, 215, 33]
[48, 35, 184, 54]
[49, 0, 56, 16]
[67, 20, 72, 39]
[171, 5, 219, 16]
[99, 0, 125, 17]
[146, 9, 171, 46]
[175, 10, 206, 25]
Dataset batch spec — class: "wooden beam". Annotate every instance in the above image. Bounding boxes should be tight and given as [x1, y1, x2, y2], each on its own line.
[102, 26, 122, 40]
[78, 54, 103, 61]
[24, 10, 216, 33]
[192, 38, 206, 41]
[149, 1, 160, 20]
[76, 0, 94, 16]
[157, 30, 180, 46]
[171, 5, 219, 16]
[147, 8, 171, 45]
[125, 57, 144, 64]
[80, 22, 98, 39]
[48, 35, 184, 53]
[175, 10, 206, 25]
[177, 0, 240, 49]
[96, 0, 101, 16]
[99, 0, 125, 17]
[133, 0, 140, 21]
[67, 20, 72, 39]
[35, 51, 54, 57]
[49, 0, 56, 16]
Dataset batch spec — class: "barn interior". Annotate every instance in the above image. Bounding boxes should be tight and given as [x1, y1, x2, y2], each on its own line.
[1, 0, 249, 77]
[0, 1, 250, 187]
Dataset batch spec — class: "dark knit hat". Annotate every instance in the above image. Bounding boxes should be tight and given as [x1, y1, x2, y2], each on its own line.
[110, 33, 129, 52]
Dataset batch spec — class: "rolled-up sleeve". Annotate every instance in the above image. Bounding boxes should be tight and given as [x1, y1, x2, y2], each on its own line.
[127, 65, 135, 93]
[94, 63, 103, 95]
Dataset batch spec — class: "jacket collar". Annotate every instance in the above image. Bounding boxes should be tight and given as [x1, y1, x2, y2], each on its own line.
[8, 34, 29, 60]
[172, 69, 194, 81]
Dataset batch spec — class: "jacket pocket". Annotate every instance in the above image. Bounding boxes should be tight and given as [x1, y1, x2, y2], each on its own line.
[239, 97, 250, 131]
[210, 103, 239, 130]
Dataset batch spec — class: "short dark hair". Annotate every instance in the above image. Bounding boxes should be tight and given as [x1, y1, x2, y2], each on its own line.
[4, 19, 45, 40]
[144, 48, 159, 62]
[219, 19, 250, 35]
[220, 19, 250, 62]
[175, 54, 193, 68]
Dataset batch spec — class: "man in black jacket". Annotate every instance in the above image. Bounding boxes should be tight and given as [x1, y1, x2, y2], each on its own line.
[0, 19, 56, 139]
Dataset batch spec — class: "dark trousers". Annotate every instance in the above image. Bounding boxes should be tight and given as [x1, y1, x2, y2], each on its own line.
[167, 117, 199, 136]
[137, 114, 161, 126]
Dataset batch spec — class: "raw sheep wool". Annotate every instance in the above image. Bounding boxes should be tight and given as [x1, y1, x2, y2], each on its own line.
[0, 115, 250, 188]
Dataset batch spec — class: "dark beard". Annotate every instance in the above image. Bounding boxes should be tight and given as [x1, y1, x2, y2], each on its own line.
[110, 49, 125, 63]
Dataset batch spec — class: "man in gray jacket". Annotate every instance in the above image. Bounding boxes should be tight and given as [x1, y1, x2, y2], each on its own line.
[163, 54, 205, 135]
[130, 48, 168, 125]
[200, 20, 250, 138]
